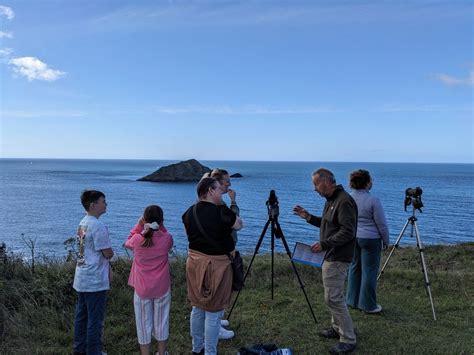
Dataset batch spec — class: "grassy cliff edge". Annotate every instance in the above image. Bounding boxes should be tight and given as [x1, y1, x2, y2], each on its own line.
[1, 243, 473, 354]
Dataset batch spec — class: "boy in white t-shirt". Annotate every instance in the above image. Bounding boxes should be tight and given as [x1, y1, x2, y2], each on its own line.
[73, 190, 114, 355]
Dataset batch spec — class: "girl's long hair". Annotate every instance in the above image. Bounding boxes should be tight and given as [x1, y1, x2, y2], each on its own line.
[142, 205, 164, 248]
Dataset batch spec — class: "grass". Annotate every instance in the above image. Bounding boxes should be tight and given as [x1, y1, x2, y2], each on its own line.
[1, 243, 473, 354]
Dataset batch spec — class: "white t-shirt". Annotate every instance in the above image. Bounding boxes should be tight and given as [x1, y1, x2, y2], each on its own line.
[73, 215, 112, 292]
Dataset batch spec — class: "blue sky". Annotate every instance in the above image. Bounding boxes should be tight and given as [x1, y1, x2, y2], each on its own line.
[1, 1, 472, 163]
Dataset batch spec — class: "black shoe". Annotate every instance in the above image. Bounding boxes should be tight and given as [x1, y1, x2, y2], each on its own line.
[318, 327, 340, 339]
[192, 350, 204, 355]
[329, 342, 356, 354]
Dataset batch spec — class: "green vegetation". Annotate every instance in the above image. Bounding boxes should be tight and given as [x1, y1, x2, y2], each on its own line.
[1, 243, 473, 354]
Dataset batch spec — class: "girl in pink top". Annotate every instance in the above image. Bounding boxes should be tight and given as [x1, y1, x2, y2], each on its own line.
[125, 205, 173, 355]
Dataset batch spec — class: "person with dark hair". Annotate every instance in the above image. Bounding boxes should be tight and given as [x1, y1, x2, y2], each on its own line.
[73, 190, 114, 355]
[293, 169, 357, 354]
[203, 168, 240, 339]
[346, 169, 389, 314]
[182, 177, 242, 355]
[125, 205, 174, 355]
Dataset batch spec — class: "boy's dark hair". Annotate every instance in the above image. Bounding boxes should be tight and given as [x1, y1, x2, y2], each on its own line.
[80, 190, 105, 211]
[142, 205, 164, 248]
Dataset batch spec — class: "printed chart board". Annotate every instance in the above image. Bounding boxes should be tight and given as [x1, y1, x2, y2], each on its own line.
[292, 242, 326, 268]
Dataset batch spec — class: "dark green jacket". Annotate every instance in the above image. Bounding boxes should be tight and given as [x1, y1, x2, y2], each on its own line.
[307, 185, 358, 262]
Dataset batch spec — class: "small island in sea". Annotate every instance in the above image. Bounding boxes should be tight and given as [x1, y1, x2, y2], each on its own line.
[138, 159, 211, 182]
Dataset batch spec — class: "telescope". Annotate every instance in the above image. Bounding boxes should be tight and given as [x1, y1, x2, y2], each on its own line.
[227, 189, 318, 325]
[379, 185, 436, 320]
[266, 190, 280, 220]
[404, 186, 423, 212]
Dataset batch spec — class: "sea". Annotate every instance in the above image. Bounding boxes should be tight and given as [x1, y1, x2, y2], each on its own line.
[0, 159, 472, 259]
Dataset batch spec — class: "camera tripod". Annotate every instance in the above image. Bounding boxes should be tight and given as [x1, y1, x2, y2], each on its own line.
[377, 206, 437, 320]
[227, 191, 317, 324]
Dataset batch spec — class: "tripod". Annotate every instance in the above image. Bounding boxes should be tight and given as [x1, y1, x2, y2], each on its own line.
[377, 206, 437, 320]
[227, 191, 317, 324]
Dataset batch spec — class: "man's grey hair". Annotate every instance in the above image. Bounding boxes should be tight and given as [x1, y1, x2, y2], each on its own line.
[312, 168, 336, 184]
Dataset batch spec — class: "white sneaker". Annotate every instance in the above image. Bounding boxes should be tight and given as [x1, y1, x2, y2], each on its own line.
[270, 349, 293, 355]
[220, 319, 230, 327]
[366, 304, 383, 314]
[218, 326, 235, 340]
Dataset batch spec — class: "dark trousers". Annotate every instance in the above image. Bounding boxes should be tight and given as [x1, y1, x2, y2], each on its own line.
[73, 290, 107, 355]
[346, 238, 382, 311]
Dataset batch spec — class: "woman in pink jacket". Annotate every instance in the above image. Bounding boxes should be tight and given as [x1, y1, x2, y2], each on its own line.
[125, 205, 174, 355]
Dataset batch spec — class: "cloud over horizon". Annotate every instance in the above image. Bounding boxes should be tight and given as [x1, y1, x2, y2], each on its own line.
[0, 5, 66, 82]
[9, 57, 66, 82]
[0, 5, 14, 20]
[0, 47, 13, 60]
[91, 1, 471, 30]
[433, 69, 474, 86]
[0, 31, 13, 38]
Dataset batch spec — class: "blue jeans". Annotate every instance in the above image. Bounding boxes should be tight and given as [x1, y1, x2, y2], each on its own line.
[346, 238, 382, 312]
[190, 306, 224, 355]
[73, 290, 107, 355]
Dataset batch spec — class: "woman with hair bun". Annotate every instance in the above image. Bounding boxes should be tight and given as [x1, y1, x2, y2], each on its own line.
[182, 177, 242, 355]
[346, 170, 389, 314]
[202, 168, 240, 339]
[125, 205, 174, 355]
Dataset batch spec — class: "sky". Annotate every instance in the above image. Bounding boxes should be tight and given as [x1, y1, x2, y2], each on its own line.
[0, 1, 473, 163]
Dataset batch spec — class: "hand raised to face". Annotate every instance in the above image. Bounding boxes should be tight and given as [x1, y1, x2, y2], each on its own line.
[228, 188, 236, 202]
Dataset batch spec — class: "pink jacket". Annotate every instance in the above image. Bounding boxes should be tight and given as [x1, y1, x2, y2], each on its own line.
[125, 223, 173, 299]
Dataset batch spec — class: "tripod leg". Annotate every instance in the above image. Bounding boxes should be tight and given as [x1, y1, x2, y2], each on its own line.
[271, 221, 275, 300]
[413, 221, 437, 321]
[378, 219, 410, 281]
[275, 221, 318, 324]
[227, 219, 271, 321]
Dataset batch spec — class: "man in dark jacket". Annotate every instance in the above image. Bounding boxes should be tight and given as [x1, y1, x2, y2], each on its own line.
[294, 168, 357, 354]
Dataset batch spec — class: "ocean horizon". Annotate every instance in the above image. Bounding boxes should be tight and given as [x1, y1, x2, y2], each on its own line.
[1, 158, 473, 259]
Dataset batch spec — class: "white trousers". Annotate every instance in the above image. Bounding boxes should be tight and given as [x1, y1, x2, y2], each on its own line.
[133, 289, 171, 345]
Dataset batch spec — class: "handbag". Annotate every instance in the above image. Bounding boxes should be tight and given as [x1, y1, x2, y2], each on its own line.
[228, 250, 244, 291]
[192, 205, 245, 291]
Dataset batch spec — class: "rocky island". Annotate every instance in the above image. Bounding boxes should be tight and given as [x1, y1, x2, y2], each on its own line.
[138, 159, 211, 182]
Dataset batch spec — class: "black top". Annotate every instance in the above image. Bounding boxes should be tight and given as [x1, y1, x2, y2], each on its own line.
[182, 201, 236, 255]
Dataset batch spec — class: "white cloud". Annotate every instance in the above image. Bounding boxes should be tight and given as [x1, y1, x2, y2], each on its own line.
[432, 69, 474, 86]
[0, 5, 14, 20]
[0, 47, 13, 60]
[91, 2, 471, 30]
[9, 56, 66, 82]
[0, 31, 13, 39]
[149, 105, 341, 115]
[0, 6, 65, 83]
[374, 104, 473, 113]
[2, 109, 85, 118]
[1, 105, 338, 119]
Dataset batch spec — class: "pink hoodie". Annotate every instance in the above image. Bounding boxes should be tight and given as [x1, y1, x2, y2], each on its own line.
[125, 223, 173, 299]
